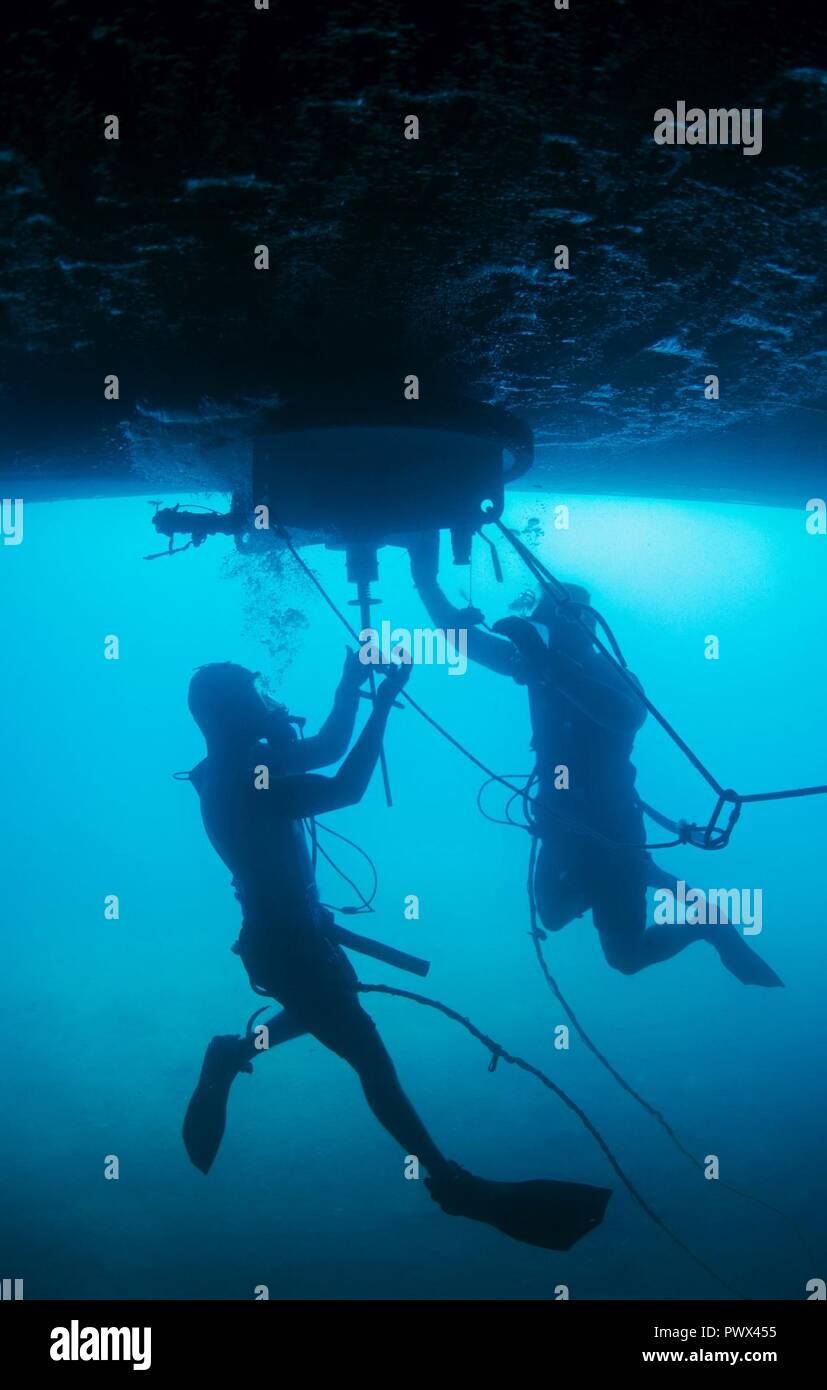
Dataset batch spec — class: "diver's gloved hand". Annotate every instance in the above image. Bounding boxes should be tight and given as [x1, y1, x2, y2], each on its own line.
[340, 647, 372, 691]
[462, 605, 486, 627]
[407, 529, 440, 586]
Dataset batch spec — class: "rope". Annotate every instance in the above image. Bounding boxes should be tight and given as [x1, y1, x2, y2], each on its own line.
[263, 520, 813, 1276]
[483, 513, 725, 796]
[276, 525, 670, 853]
[275, 522, 726, 853]
[484, 510, 827, 823]
[525, 839, 817, 1261]
[357, 981, 744, 1298]
[160, 506, 826, 824]
[296, 716, 378, 913]
[741, 783, 827, 804]
[315, 821, 378, 915]
[275, 520, 812, 1268]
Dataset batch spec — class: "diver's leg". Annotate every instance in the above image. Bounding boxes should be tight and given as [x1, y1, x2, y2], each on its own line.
[597, 861, 778, 984]
[593, 859, 712, 975]
[644, 859, 683, 892]
[614, 923, 712, 971]
[533, 836, 591, 933]
[644, 861, 778, 984]
[318, 1006, 612, 1250]
[641, 863, 727, 958]
[317, 1007, 451, 1178]
[305, 944, 611, 1252]
[635, 917, 782, 984]
[241, 1007, 307, 1062]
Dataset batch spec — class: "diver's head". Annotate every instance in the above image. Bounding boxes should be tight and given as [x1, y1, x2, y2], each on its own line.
[188, 663, 276, 746]
[530, 583, 596, 653]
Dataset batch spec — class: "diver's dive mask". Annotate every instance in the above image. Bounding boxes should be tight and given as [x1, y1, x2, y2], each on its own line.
[261, 690, 305, 742]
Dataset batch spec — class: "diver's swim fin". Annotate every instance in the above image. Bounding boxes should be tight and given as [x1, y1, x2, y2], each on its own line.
[714, 930, 784, 988]
[182, 1035, 251, 1174]
[426, 1163, 611, 1251]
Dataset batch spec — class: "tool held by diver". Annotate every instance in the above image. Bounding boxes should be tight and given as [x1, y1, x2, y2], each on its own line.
[144, 502, 246, 559]
[331, 923, 429, 978]
[230, 922, 430, 978]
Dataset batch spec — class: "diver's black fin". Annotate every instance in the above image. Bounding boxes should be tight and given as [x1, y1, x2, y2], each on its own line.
[426, 1167, 611, 1251]
[182, 1035, 251, 1174]
[715, 930, 784, 988]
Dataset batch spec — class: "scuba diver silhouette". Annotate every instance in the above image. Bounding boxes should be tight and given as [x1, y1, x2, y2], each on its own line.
[181, 653, 611, 1251]
[409, 533, 782, 988]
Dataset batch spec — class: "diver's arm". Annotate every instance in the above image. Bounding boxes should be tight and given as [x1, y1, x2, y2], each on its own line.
[264, 668, 409, 818]
[288, 650, 366, 771]
[409, 535, 515, 677]
[550, 652, 646, 734]
[417, 576, 516, 676]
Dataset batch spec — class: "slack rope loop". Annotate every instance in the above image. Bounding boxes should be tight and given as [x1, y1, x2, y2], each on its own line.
[477, 773, 533, 830]
[483, 510, 827, 831]
[357, 981, 744, 1298]
[315, 820, 378, 915]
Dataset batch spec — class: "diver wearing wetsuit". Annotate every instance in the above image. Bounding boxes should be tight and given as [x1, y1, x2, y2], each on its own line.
[181, 655, 611, 1251]
[410, 534, 782, 987]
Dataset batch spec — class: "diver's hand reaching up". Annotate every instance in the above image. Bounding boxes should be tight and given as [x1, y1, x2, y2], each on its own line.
[408, 530, 440, 586]
[340, 647, 372, 690]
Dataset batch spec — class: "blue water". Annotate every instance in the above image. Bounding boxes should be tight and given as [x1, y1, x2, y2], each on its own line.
[2, 490, 825, 1300]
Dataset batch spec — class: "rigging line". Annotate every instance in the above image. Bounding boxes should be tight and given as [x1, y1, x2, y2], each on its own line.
[300, 716, 376, 910]
[525, 839, 816, 1260]
[316, 820, 378, 867]
[297, 727, 319, 875]
[280, 527, 813, 1259]
[739, 783, 827, 804]
[403, 690, 634, 848]
[505, 791, 528, 829]
[527, 833, 709, 1149]
[357, 980, 744, 1299]
[276, 522, 720, 852]
[276, 527, 601, 832]
[305, 814, 319, 872]
[315, 834, 375, 914]
[315, 820, 379, 910]
[276, 526, 806, 1261]
[298, 731, 319, 875]
[584, 607, 628, 667]
[487, 511, 827, 812]
[477, 773, 534, 830]
[483, 512, 726, 797]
